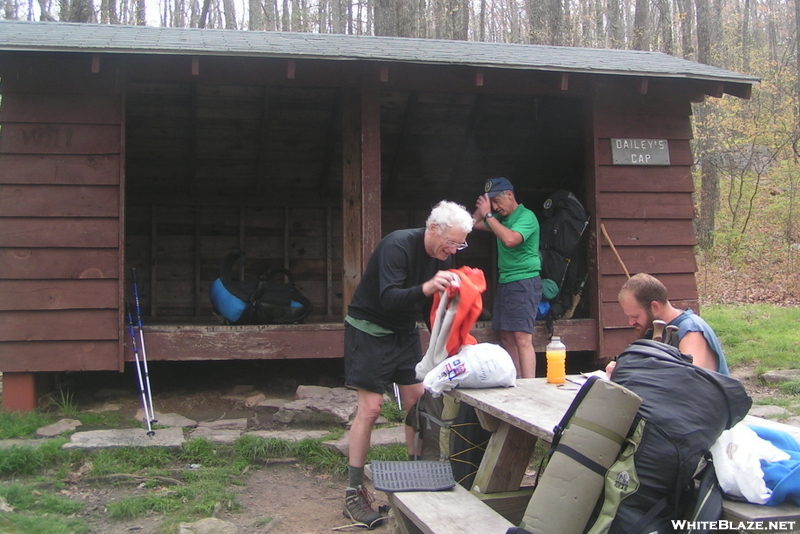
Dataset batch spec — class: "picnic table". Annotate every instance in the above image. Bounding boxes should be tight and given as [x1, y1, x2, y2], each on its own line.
[385, 377, 800, 533]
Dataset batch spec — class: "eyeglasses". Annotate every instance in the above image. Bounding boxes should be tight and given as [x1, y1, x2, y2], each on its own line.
[444, 238, 469, 251]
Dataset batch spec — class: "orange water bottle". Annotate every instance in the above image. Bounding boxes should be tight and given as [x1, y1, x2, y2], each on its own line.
[546, 336, 567, 384]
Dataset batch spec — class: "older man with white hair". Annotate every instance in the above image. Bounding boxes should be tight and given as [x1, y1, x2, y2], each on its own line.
[342, 200, 474, 529]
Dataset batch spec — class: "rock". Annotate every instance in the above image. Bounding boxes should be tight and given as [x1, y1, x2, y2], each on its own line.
[244, 393, 266, 408]
[35, 418, 81, 438]
[254, 398, 288, 415]
[295, 385, 332, 400]
[273, 397, 357, 425]
[191, 427, 242, 445]
[323, 425, 406, 456]
[63, 427, 185, 450]
[177, 517, 238, 534]
[247, 429, 329, 442]
[748, 405, 789, 418]
[84, 402, 121, 413]
[761, 369, 800, 384]
[135, 410, 198, 428]
[0, 496, 14, 512]
[197, 418, 249, 431]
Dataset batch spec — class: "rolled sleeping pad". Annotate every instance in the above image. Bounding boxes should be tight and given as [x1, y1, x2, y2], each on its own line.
[520, 377, 642, 534]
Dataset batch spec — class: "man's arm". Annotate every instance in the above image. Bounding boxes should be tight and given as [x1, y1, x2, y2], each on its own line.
[678, 331, 719, 372]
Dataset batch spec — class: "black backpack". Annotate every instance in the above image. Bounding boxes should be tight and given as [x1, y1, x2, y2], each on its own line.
[590, 340, 752, 534]
[209, 251, 313, 325]
[538, 191, 590, 322]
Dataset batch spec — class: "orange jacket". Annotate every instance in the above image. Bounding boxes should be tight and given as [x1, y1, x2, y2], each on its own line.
[429, 266, 486, 356]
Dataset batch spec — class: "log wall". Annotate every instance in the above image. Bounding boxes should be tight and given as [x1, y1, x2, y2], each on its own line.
[0, 53, 124, 372]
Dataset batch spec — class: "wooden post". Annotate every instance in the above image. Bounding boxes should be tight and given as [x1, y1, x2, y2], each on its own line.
[2, 372, 38, 412]
[341, 88, 362, 310]
[341, 73, 382, 311]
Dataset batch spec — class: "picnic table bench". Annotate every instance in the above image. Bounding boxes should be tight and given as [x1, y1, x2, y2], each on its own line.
[382, 377, 800, 534]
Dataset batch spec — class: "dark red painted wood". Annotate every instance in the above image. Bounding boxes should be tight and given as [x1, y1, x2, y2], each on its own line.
[0, 248, 119, 279]
[0, 94, 122, 124]
[597, 165, 694, 192]
[0, 280, 118, 310]
[597, 192, 694, 219]
[0, 218, 119, 248]
[594, 113, 693, 139]
[0, 124, 121, 154]
[0, 309, 118, 341]
[598, 219, 697, 247]
[598, 245, 697, 276]
[0, 185, 119, 217]
[0, 341, 119, 372]
[0, 154, 121, 185]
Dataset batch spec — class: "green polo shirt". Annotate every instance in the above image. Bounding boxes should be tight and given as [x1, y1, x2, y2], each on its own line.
[491, 204, 541, 284]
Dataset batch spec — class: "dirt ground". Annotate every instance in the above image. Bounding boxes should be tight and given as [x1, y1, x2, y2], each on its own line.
[12, 358, 786, 534]
[38, 360, 394, 534]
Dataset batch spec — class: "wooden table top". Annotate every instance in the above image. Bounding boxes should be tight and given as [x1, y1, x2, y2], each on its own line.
[447, 376, 584, 442]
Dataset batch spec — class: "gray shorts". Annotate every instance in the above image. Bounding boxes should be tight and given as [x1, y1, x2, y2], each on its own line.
[492, 277, 543, 333]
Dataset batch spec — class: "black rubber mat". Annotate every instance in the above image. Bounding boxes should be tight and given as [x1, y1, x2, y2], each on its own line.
[370, 460, 456, 492]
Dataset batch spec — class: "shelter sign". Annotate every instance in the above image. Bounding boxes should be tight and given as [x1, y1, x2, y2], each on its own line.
[610, 139, 670, 165]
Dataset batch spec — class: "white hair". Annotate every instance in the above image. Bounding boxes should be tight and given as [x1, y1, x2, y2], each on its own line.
[426, 200, 474, 234]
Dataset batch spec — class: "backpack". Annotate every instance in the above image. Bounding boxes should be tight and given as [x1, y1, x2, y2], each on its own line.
[537, 190, 590, 323]
[209, 251, 313, 325]
[586, 340, 752, 534]
[407, 392, 492, 489]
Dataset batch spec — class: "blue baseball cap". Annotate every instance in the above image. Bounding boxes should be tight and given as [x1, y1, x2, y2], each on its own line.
[484, 177, 514, 198]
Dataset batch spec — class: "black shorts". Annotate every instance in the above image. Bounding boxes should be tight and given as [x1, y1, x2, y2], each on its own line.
[344, 323, 423, 394]
[492, 276, 543, 333]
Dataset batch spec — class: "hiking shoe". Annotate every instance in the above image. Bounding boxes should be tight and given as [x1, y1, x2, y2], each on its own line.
[344, 486, 384, 529]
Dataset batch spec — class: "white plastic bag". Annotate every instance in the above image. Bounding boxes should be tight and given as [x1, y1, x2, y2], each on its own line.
[710, 422, 790, 504]
[422, 342, 516, 396]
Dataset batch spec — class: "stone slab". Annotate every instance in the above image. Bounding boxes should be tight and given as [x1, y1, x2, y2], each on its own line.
[761, 369, 800, 384]
[63, 427, 185, 450]
[35, 418, 81, 438]
[323, 425, 406, 456]
[135, 410, 198, 428]
[197, 418, 248, 431]
[177, 517, 238, 534]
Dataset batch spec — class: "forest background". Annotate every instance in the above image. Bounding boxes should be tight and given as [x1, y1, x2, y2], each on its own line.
[5, 0, 799, 306]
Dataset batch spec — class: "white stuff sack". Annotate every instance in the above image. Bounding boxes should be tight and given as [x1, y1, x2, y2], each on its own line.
[710, 422, 790, 504]
[422, 342, 516, 396]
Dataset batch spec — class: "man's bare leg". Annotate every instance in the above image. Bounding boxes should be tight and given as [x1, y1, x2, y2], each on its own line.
[399, 382, 425, 457]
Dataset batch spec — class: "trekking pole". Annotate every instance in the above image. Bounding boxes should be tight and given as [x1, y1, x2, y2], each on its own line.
[126, 302, 155, 436]
[131, 267, 157, 428]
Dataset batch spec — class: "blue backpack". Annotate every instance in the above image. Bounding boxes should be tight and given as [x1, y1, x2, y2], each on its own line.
[209, 251, 313, 325]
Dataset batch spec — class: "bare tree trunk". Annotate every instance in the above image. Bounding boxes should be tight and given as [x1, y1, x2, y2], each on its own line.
[249, 0, 263, 29]
[526, 0, 546, 43]
[374, 0, 397, 35]
[694, 0, 716, 250]
[290, 0, 300, 30]
[548, 0, 562, 45]
[656, 0, 672, 54]
[631, 0, 649, 49]
[281, 0, 289, 29]
[330, 0, 342, 32]
[198, 0, 211, 27]
[38, 0, 57, 20]
[677, 0, 693, 58]
[741, 0, 750, 71]
[767, 0, 778, 63]
[607, 0, 623, 47]
[434, 0, 467, 40]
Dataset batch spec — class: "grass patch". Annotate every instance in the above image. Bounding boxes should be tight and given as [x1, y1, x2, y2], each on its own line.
[779, 381, 800, 396]
[91, 446, 173, 476]
[0, 439, 77, 477]
[0, 513, 89, 534]
[380, 399, 405, 423]
[704, 304, 800, 372]
[0, 411, 56, 440]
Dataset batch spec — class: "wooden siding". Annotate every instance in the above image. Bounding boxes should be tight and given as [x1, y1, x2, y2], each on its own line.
[0, 55, 124, 373]
[592, 81, 699, 361]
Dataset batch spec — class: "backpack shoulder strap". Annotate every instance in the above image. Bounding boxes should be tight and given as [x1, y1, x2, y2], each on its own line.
[219, 251, 251, 302]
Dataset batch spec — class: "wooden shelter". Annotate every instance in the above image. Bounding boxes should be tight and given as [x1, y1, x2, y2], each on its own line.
[0, 21, 757, 410]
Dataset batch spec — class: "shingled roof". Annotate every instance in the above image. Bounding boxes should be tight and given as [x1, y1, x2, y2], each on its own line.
[0, 20, 758, 88]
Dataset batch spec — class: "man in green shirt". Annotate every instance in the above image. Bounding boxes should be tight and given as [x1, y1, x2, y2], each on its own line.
[473, 177, 542, 378]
